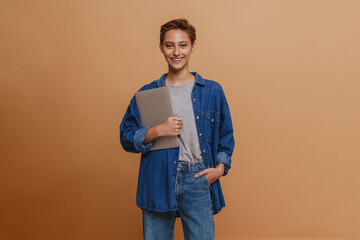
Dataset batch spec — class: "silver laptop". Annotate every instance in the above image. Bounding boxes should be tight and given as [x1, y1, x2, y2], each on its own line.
[135, 86, 179, 151]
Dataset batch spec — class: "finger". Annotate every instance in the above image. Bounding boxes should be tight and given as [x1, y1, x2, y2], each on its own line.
[173, 119, 182, 124]
[194, 169, 208, 178]
[170, 116, 180, 121]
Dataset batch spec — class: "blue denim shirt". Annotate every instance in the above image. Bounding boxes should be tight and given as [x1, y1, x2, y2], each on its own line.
[119, 72, 235, 214]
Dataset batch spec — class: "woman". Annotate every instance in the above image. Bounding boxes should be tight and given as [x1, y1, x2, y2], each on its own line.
[120, 18, 235, 240]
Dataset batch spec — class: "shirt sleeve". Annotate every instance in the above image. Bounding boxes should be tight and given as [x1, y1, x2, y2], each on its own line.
[120, 95, 154, 154]
[216, 85, 235, 176]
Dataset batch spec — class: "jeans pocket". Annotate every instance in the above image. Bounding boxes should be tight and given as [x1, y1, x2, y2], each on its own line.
[203, 175, 210, 189]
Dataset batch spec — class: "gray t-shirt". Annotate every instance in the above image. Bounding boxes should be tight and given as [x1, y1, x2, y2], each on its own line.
[167, 80, 203, 163]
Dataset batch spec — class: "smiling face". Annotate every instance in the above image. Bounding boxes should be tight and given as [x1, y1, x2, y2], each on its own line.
[159, 29, 196, 71]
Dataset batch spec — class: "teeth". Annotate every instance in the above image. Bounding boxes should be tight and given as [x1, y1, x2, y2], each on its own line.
[172, 58, 183, 60]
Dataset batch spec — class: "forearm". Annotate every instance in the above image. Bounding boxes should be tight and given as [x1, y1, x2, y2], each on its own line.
[216, 163, 225, 175]
[143, 116, 182, 144]
[143, 125, 162, 144]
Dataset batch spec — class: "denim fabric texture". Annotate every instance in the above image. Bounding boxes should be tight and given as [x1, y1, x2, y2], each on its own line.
[119, 72, 235, 214]
[142, 161, 215, 240]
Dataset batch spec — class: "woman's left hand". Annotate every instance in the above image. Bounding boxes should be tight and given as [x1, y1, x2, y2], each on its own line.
[194, 164, 225, 185]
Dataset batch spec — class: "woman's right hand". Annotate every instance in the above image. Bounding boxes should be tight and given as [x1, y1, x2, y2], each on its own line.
[159, 116, 183, 137]
[143, 116, 182, 144]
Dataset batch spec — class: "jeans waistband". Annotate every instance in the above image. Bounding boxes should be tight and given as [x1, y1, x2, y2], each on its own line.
[177, 160, 207, 173]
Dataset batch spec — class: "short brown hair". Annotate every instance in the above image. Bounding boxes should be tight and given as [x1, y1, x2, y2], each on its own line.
[160, 18, 196, 46]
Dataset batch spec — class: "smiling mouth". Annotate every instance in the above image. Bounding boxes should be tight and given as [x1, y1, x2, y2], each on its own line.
[171, 57, 184, 62]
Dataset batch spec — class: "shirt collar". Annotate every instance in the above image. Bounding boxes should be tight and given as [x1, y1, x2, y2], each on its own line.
[155, 72, 206, 87]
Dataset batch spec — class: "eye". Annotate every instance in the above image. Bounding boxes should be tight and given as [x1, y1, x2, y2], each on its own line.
[180, 44, 187, 47]
[166, 45, 173, 48]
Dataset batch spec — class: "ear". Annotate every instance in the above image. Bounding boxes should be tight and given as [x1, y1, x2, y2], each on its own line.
[191, 41, 196, 52]
[159, 43, 164, 53]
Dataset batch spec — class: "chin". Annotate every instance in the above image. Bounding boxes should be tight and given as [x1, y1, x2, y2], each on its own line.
[168, 62, 187, 70]
[170, 65, 186, 71]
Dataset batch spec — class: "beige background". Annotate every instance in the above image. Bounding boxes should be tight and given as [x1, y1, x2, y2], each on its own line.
[1, 0, 359, 239]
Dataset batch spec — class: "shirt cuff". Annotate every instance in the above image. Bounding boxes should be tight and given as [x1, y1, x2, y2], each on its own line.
[133, 126, 153, 153]
[216, 151, 231, 176]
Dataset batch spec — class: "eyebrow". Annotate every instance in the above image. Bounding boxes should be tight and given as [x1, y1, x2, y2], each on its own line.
[164, 41, 189, 44]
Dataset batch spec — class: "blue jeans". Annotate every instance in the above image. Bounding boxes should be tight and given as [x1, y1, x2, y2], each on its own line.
[142, 161, 215, 240]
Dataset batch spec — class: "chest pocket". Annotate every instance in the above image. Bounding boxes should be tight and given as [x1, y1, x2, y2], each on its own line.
[203, 112, 220, 143]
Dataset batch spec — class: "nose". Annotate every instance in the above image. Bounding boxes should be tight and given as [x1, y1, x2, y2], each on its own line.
[173, 46, 180, 56]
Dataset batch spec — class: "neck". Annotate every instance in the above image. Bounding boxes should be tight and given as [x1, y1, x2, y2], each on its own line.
[165, 67, 194, 86]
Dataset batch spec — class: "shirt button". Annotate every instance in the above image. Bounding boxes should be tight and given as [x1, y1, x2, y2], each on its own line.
[196, 116, 199, 119]
[199, 133, 202, 136]
[211, 119, 214, 122]
[173, 161, 176, 164]
[193, 98, 196, 101]
[203, 149, 206, 153]
[173, 178, 175, 182]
